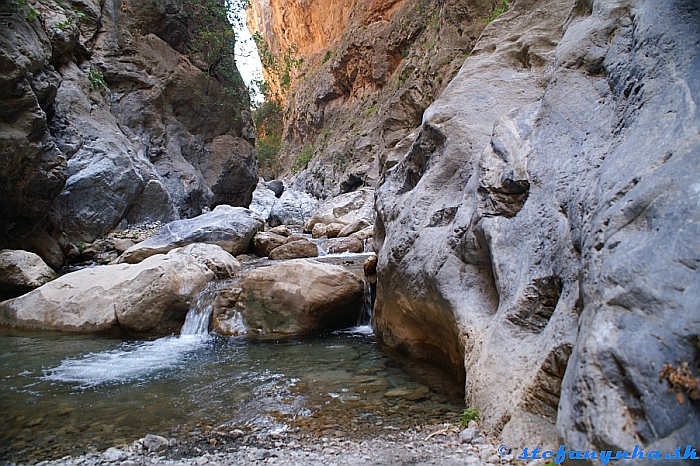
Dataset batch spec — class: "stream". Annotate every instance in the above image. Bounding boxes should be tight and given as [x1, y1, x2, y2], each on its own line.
[0, 254, 463, 464]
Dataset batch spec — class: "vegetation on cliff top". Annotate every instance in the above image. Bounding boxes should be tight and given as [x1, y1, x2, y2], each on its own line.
[171, 0, 250, 103]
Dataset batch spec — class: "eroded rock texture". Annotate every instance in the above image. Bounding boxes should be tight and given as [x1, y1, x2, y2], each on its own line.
[0, 0, 257, 267]
[375, 0, 700, 455]
[249, 0, 492, 198]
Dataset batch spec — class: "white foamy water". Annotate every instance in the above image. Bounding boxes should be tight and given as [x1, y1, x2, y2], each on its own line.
[342, 324, 374, 335]
[43, 281, 226, 387]
[42, 335, 208, 387]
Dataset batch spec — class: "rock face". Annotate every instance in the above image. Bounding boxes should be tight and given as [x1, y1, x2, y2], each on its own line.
[375, 0, 700, 454]
[304, 188, 375, 232]
[0, 0, 257, 266]
[0, 250, 56, 301]
[249, 178, 279, 221]
[212, 259, 364, 335]
[119, 206, 264, 264]
[0, 244, 240, 335]
[249, 0, 492, 197]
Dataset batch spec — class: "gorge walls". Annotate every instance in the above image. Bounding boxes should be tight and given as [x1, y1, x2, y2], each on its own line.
[0, 0, 257, 267]
[248, 0, 492, 198]
[375, 0, 699, 455]
[249, 0, 700, 453]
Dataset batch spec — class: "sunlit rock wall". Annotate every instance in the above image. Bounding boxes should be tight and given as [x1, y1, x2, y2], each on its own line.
[248, 0, 492, 198]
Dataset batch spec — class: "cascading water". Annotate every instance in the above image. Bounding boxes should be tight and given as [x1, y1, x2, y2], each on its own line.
[357, 280, 375, 327]
[181, 280, 228, 336]
[43, 280, 234, 387]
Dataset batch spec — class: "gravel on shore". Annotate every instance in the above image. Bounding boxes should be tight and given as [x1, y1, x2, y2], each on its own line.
[18, 424, 529, 466]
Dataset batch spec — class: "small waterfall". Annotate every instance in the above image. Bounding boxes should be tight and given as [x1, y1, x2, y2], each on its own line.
[181, 280, 228, 336]
[357, 280, 376, 327]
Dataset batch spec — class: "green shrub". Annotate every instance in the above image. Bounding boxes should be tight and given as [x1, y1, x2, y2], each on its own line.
[87, 67, 108, 90]
[322, 50, 333, 64]
[291, 145, 314, 174]
[458, 407, 480, 427]
[253, 100, 284, 175]
[483, 0, 509, 23]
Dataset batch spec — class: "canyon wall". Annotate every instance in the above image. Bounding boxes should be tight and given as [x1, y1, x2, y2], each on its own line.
[376, 0, 699, 456]
[248, 0, 492, 198]
[0, 0, 257, 268]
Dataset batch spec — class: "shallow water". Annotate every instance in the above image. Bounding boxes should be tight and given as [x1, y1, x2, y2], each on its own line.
[0, 328, 462, 464]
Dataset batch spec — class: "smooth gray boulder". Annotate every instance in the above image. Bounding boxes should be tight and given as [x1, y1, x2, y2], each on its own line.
[0, 244, 240, 334]
[119, 205, 264, 264]
[268, 189, 319, 227]
[0, 250, 56, 301]
[211, 259, 363, 335]
[374, 0, 700, 455]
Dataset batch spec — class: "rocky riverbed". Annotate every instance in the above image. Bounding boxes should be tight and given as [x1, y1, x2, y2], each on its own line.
[28, 424, 518, 466]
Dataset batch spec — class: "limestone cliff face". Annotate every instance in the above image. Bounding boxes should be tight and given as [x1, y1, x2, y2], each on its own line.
[0, 0, 257, 267]
[249, 0, 492, 197]
[376, 0, 699, 454]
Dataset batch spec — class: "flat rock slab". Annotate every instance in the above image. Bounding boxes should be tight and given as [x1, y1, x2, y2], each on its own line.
[120, 205, 263, 264]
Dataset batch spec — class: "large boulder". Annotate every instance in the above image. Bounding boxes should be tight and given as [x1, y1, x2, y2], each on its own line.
[266, 180, 284, 197]
[252, 231, 288, 257]
[0, 250, 56, 301]
[325, 236, 364, 255]
[304, 188, 375, 232]
[0, 244, 239, 334]
[119, 205, 264, 264]
[212, 259, 364, 335]
[374, 0, 700, 455]
[268, 189, 319, 227]
[268, 239, 319, 260]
